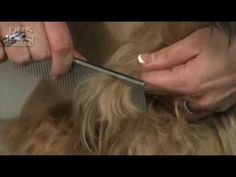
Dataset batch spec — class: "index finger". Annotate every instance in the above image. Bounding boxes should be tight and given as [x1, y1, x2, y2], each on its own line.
[44, 22, 73, 78]
[140, 57, 202, 95]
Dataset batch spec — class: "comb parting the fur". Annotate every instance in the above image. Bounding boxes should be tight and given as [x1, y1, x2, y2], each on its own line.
[11, 59, 147, 112]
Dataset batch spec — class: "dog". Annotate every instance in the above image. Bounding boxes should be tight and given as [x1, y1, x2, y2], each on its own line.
[3, 22, 236, 155]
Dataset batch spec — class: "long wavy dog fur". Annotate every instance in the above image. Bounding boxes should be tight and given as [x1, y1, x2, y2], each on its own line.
[3, 22, 236, 154]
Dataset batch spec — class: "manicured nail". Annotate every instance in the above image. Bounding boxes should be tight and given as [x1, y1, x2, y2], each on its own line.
[138, 53, 154, 64]
[138, 54, 145, 64]
[74, 51, 86, 60]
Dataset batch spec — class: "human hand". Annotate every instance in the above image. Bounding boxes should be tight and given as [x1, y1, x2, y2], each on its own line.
[0, 22, 84, 78]
[139, 27, 236, 121]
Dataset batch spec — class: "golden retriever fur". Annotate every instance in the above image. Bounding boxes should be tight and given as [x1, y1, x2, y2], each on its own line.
[3, 22, 236, 155]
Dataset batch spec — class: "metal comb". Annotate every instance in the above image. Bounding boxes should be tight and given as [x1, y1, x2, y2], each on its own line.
[11, 58, 147, 112]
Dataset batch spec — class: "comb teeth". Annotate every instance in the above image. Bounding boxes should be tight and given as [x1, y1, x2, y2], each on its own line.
[129, 82, 147, 112]
[13, 60, 76, 89]
[12, 59, 147, 112]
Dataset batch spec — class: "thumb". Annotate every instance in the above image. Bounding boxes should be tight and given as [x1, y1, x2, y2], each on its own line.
[138, 34, 200, 70]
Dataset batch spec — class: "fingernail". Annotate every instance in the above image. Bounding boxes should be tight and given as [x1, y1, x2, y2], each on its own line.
[138, 54, 145, 64]
[138, 53, 154, 64]
[74, 50, 87, 60]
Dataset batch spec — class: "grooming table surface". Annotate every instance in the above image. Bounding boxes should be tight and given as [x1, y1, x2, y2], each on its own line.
[0, 120, 6, 154]
[0, 61, 40, 119]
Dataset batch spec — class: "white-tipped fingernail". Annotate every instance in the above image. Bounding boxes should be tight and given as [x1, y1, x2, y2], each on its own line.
[138, 54, 145, 64]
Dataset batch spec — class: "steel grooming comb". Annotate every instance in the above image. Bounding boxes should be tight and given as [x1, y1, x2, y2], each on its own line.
[11, 58, 147, 112]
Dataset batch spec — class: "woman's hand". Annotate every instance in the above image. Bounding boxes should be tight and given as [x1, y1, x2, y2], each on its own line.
[139, 27, 236, 121]
[0, 22, 83, 78]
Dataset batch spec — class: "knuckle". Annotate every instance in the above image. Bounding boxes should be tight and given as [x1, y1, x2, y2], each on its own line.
[51, 39, 72, 55]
